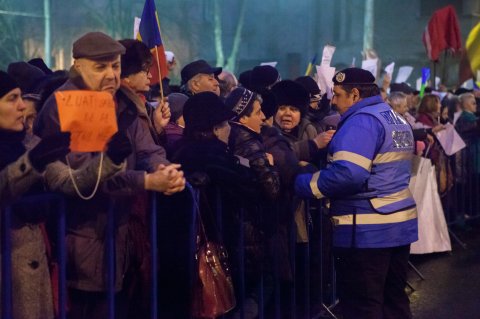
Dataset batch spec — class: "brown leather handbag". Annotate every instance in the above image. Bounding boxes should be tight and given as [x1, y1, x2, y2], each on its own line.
[191, 198, 236, 318]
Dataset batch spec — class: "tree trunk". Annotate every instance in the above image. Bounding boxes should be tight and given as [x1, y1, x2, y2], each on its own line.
[225, 0, 247, 73]
[363, 0, 374, 52]
[213, 0, 224, 67]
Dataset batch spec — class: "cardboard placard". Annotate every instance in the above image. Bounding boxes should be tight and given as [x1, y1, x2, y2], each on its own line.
[56, 90, 118, 152]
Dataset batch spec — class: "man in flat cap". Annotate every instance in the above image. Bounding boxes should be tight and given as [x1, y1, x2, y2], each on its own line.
[180, 59, 221, 96]
[295, 68, 417, 319]
[34, 31, 185, 318]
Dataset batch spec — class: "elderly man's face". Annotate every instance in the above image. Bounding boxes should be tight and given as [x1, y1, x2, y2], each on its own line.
[74, 56, 121, 95]
[190, 73, 220, 96]
[463, 96, 477, 113]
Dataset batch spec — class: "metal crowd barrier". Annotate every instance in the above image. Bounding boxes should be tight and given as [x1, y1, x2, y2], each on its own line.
[2, 189, 338, 319]
[444, 141, 480, 227]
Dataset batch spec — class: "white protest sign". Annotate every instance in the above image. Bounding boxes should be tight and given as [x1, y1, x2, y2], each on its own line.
[461, 79, 474, 90]
[395, 66, 413, 83]
[134, 17, 141, 39]
[434, 123, 466, 156]
[260, 62, 278, 68]
[385, 62, 395, 77]
[321, 45, 336, 66]
[362, 58, 378, 78]
[316, 65, 335, 99]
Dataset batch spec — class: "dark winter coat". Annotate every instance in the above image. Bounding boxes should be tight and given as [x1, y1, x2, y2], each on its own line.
[34, 69, 169, 292]
[228, 122, 280, 201]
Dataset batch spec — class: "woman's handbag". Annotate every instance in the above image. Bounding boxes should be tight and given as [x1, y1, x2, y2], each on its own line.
[191, 190, 236, 319]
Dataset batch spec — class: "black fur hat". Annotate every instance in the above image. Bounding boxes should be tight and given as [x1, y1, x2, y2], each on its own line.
[119, 39, 152, 78]
[250, 65, 280, 91]
[238, 69, 253, 90]
[271, 80, 309, 115]
[183, 92, 235, 132]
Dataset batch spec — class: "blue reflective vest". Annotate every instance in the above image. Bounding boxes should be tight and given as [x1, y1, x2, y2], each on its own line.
[295, 95, 418, 248]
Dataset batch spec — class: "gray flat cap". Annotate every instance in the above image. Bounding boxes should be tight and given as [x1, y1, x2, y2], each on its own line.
[72, 32, 126, 60]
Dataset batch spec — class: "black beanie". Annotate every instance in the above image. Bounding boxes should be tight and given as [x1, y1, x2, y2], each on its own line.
[271, 80, 309, 115]
[7, 62, 46, 99]
[295, 76, 321, 97]
[0, 71, 19, 99]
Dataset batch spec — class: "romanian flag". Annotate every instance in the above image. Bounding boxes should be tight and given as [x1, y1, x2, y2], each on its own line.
[305, 54, 317, 76]
[136, 0, 168, 84]
[419, 67, 430, 98]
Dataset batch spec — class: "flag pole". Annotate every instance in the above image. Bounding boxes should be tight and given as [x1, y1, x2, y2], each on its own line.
[154, 46, 164, 101]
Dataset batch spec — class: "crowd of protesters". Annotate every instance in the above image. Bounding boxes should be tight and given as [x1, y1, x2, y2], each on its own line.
[1, 30, 479, 319]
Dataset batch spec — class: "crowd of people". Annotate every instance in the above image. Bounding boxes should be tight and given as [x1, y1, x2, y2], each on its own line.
[1, 30, 479, 319]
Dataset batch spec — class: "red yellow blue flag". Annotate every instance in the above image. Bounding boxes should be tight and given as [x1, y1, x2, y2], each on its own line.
[136, 0, 168, 84]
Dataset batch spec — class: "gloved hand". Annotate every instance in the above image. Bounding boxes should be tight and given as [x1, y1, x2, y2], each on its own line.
[106, 131, 132, 165]
[29, 132, 71, 171]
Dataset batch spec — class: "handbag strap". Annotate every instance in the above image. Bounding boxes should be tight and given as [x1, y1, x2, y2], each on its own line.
[193, 186, 223, 244]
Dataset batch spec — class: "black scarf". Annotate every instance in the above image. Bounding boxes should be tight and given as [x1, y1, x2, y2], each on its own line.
[0, 129, 26, 170]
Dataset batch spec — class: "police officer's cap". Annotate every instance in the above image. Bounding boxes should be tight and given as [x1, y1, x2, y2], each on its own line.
[332, 68, 375, 86]
[73, 32, 126, 60]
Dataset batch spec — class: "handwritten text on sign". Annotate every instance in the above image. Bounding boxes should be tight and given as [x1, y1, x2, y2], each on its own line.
[55, 90, 118, 152]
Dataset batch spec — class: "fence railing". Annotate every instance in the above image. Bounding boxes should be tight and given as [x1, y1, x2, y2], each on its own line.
[1, 185, 339, 319]
[9, 145, 480, 319]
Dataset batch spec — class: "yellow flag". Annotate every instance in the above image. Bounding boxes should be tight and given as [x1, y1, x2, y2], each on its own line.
[466, 23, 480, 79]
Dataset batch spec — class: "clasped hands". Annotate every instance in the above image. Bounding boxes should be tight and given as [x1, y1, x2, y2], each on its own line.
[144, 163, 186, 195]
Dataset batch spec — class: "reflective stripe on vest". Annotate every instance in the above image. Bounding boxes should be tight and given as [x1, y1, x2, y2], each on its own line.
[331, 207, 417, 226]
[373, 151, 413, 164]
[309, 171, 325, 199]
[370, 187, 413, 210]
[332, 151, 372, 171]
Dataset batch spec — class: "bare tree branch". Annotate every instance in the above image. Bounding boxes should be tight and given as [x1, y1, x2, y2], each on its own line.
[225, 0, 246, 73]
[213, 0, 225, 67]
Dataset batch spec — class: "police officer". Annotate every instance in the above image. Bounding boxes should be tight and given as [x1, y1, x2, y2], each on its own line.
[295, 68, 418, 319]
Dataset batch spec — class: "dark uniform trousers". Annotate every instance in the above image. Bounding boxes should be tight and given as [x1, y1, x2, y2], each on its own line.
[333, 244, 412, 319]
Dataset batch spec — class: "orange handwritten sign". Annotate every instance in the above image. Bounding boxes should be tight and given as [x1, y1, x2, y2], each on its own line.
[55, 91, 118, 152]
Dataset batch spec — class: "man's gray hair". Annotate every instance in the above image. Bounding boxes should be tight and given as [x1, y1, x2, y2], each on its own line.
[459, 92, 475, 110]
[387, 91, 407, 110]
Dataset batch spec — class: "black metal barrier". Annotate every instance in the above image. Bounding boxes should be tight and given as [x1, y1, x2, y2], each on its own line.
[2, 188, 338, 318]
[444, 141, 480, 226]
